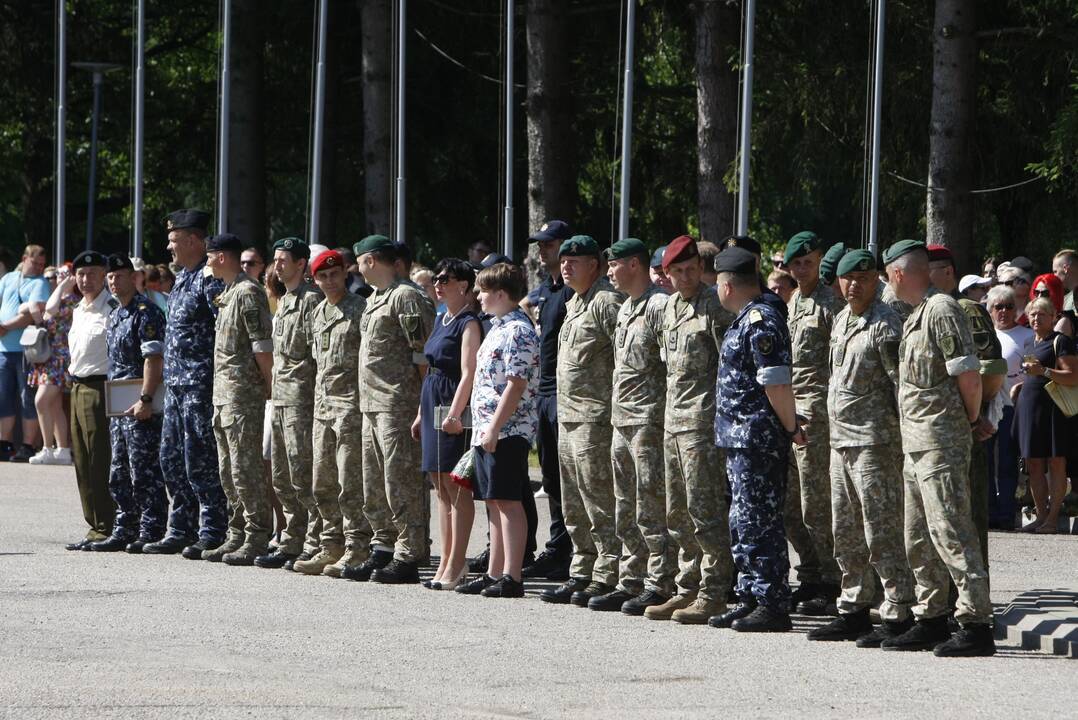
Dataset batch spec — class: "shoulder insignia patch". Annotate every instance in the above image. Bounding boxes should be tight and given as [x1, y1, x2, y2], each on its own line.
[939, 333, 956, 357]
[754, 333, 773, 355]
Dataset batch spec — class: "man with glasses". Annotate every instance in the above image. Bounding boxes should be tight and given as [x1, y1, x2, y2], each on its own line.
[240, 247, 267, 285]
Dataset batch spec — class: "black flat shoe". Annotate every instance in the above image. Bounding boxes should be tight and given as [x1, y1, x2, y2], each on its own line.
[65, 539, 91, 551]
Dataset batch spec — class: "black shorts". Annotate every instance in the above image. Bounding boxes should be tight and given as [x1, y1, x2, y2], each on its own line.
[474, 435, 530, 501]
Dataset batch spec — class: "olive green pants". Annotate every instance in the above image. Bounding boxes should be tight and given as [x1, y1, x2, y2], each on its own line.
[70, 380, 114, 539]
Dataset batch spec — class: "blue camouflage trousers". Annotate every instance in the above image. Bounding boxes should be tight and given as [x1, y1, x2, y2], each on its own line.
[727, 445, 791, 608]
[159, 385, 228, 543]
[108, 414, 168, 539]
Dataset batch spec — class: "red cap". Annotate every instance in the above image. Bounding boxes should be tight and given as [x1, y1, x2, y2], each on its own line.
[926, 244, 953, 263]
[661, 235, 699, 271]
[309, 250, 343, 276]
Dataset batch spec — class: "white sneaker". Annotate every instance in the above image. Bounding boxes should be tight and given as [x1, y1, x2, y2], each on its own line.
[27, 447, 54, 465]
[49, 447, 73, 466]
[534, 487, 549, 499]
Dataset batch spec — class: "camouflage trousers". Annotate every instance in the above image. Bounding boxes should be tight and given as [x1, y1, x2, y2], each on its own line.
[559, 421, 618, 587]
[362, 411, 425, 563]
[665, 429, 734, 603]
[270, 405, 321, 555]
[160, 385, 227, 543]
[212, 402, 272, 549]
[313, 412, 370, 555]
[727, 446, 790, 608]
[904, 443, 992, 625]
[108, 414, 168, 540]
[783, 454, 823, 584]
[610, 424, 667, 595]
[830, 445, 914, 621]
[791, 409, 839, 584]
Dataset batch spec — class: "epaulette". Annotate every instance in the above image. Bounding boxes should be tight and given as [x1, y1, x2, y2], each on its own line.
[748, 308, 764, 324]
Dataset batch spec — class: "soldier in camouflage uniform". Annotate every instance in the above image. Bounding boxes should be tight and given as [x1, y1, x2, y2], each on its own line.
[805, 250, 916, 645]
[88, 254, 169, 552]
[643, 235, 734, 625]
[586, 238, 672, 615]
[200, 233, 275, 566]
[293, 250, 372, 577]
[254, 237, 324, 570]
[537, 235, 625, 607]
[879, 240, 995, 657]
[351, 235, 435, 584]
[782, 231, 844, 614]
[145, 210, 228, 557]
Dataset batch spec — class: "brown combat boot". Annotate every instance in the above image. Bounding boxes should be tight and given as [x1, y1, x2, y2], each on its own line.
[322, 546, 368, 578]
[644, 592, 697, 621]
[293, 545, 343, 575]
[672, 598, 727, 625]
[201, 535, 244, 563]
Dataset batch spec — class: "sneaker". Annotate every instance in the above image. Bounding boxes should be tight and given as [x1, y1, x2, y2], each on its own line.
[455, 574, 498, 595]
[671, 598, 727, 625]
[571, 581, 614, 608]
[933, 623, 996, 657]
[708, 599, 757, 628]
[27, 447, 54, 465]
[370, 558, 420, 584]
[293, 547, 344, 576]
[856, 617, 914, 648]
[323, 547, 367, 578]
[731, 604, 793, 633]
[588, 588, 638, 612]
[807, 608, 873, 642]
[48, 447, 73, 466]
[481, 575, 525, 598]
[644, 592, 697, 621]
[10, 443, 35, 463]
[621, 589, 670, 616]
[341, 548, 393, 581]
[880, 615, 951, 652]
[540, 577, 589, 605]
[521, 549, 571, 581]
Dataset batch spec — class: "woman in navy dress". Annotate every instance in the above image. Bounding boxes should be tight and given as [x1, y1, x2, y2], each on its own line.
[413, 258, 482, 588]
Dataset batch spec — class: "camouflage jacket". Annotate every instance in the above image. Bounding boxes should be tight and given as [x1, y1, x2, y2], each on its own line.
[788, 281, 845, 415]
[611, 285, 667, 427]
[881, 282, 913, 323]
[212, 273, 273, 407]
[358, 279, 435, 412]
[556, 276, 624, 423]
[312, 292, 365, 419]
[272, 281, 323, 408]
[164, 257, 223, 387]
[662, 283, 733, 433]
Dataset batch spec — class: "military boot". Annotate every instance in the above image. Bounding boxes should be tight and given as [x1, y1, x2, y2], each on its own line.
[323, 546, 367, 578]
[143, 535, 196, 555]
[254, 548, 299, 569]
[202, 536, 245, 563]
[371, 558, 421, 584]
[125, 535, 159, 554]
[708, 598, 757, 628]
[933, 623, 996, 658]
[89, 533, 135, 552]
[644, 593, 697, 621]
[181, 538, 221, 560]
[856, 617, 914, 648]
[795, 583, 840, 616]
[880, 615, 950, 651]
[621, 589, 670, 617]
[588, 588, 638, 612]
[672, 597, 727, 625]
[283, 550, 314, 572]
[223, 542, 268, 566]
[539, 577, 589, 605]
[788, 582, 818, 612]
[731, 604, 792, 633]
[293, 546, 343, 576]
[807, 608, 873, 641]
[571, 582, 614, 608]
[341, 548, 393, 581]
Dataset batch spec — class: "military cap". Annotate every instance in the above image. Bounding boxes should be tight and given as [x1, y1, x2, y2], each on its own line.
[72, 250, 108, 269]
[353, 234, 394, 257]
[206, 233, 242, 254]
[836, 248, 876, 277]
[603, 237, 649, 261]
[310, 250, 344, 276]
[783, 230, 824, 265]
[926, 244, 954, 265]
[529, 220, 573, 243]
[1010, 255, 1034, 273]
[713, 247, 758, 275]
[661, 235, 698, 271]
[819, 242, 848, 284]
[559, 235, 600, 257]
[272, 236, 310, 260]
[164, 208, 210, 232]
[107, 254, 134, 272]
[650, 245, 667, 269]
[882, 239, 926, 266]
[718, 234, 762, 256]
[480, 252, 514, 269]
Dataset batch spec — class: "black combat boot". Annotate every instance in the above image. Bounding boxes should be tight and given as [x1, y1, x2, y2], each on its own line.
[540, 577, 589, 605]
[731, 604, 793, 633]
[856, 617, 913, 648]
[371, 558, 421, 584]
[933, 623, 997, 657]
[88, 534, 134, 552]
[796, 583, 840, 616]
[571, 582, 614, 608]
[880, 615, 951, 651]
[621, 589, 670, 616]
[254, 548, 299, 569]
[144, 535, 196, 555]
[341, 548, 392, 581]
[587, 588, 637, 612]
[708, 598, 757, 628]
[807, 608, 873, 642]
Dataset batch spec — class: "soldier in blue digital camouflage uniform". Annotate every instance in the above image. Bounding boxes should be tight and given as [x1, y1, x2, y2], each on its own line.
[88, 254, 169, 553]
[709, 247, 806, 633]
[144, 210, 228, 557]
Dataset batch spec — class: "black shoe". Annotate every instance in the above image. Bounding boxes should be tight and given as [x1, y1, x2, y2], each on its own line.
[468, 548, 490, 574]
[0, 440, 14, 461]
[807, 608, 873, 642]
[856, 617, 914, 648]
[482, 575, 525, 598]
[144, 535, 195, 555]
[880, 615, 951, 652]
[588, 588, 637, 612]
[731, 604, 793, 633]
[124, 536, 157, 554]
[796, 583, 840, 616]
[708, 599, 758, 628]
[181, 539, 222, 560]
[933, 623, 996, 657]
[89, 535, 133, 552]
[371, 558, 420, 584]
[571, 581, 614, 608]
[65, 539, 92, 551]
[788, 582, 818, 611]
[521, 550, 571, 581]
[341, 548, 393, 581]
[540, 577, 590, 604]
[10, 443, 35, 463]
[284, 550, 313, 572]
[455, 574, 498, 595]
[254, 548, 299, 569]
[621, 589, 670, 616]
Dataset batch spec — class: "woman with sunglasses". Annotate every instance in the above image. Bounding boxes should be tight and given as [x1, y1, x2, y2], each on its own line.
[412, 258, 482, 590]
[997, 267, 1031, 326]
[1029, 273, 1075, 338]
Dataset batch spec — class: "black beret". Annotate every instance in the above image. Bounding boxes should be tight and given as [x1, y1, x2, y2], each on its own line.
[206, 233, 242, 253]
[72, 251, 108, 269]
[713, 247, 757, 275]
[107, 254, 134, 272]
[164, 209, 210, 232]
[272, 237, 310, 260]
[718, 235, 762, 256]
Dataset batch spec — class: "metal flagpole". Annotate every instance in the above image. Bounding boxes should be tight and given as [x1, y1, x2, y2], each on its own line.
[217, 0, 232, 234]
[133, 0, 145, 258]
[395, 0, 407, 244]
[502, 0, 514, 259]
[309, 0, 329, 246]
[617, 0, 636, 243]
[867, 0, 886, 257]
[735, 0, 756, 236]
[85, 70, 103, 251]
[56, 0, 67, 264]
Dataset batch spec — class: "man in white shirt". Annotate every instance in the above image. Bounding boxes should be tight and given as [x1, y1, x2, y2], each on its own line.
[65, 251, 118, 550]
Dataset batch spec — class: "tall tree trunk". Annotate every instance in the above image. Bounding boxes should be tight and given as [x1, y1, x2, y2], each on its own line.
[360, 0, 391, 235]
[228, 0, 267, 250]
[525, 0, 574, 283]
[694, 0, 739, 245]
[925, 0, 977, 270]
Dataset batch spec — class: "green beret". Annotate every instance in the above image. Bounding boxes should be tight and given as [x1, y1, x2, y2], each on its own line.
[559, 234, 600, 257]
[819, 242, 847, 284]
[882, 239, 926, 266]
[353, 234, 394, 257]
[836, 248, 876, 277]
[603, 237, 648, 261]
[783, 230, 823, 265]
[272, 237, 310, 260]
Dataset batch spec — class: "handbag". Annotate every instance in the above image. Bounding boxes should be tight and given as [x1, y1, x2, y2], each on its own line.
[20, 325, 51, 364]
[1044, 335, 1078, 418]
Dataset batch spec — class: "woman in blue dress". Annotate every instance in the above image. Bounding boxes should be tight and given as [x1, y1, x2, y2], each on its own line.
[412, 258, 482, 589]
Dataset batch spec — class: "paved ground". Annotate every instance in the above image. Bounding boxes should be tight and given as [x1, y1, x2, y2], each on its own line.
[2, 463, 1076, 719]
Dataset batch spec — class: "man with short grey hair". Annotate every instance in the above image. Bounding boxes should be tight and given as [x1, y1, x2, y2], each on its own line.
[1053, 249, 1076, 312]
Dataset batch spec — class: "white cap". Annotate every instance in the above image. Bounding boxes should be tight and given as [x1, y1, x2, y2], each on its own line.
[959, 274, 992, 293]
[308, 244, 330, 267]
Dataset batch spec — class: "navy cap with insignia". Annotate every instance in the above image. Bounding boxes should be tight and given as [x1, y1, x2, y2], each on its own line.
[164, 208, 210, 232]
[272, 236, 310, 260]
[72, 251, 108, 269]
[206, 233, 242, 253]
[650, 245, 668, 269]
[718, 234, 762, 256]
[480, 252, 514, 269]
[713, 247, 757, 275]
[107, 253, 134, 272]
[529, 220, 573, 244]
